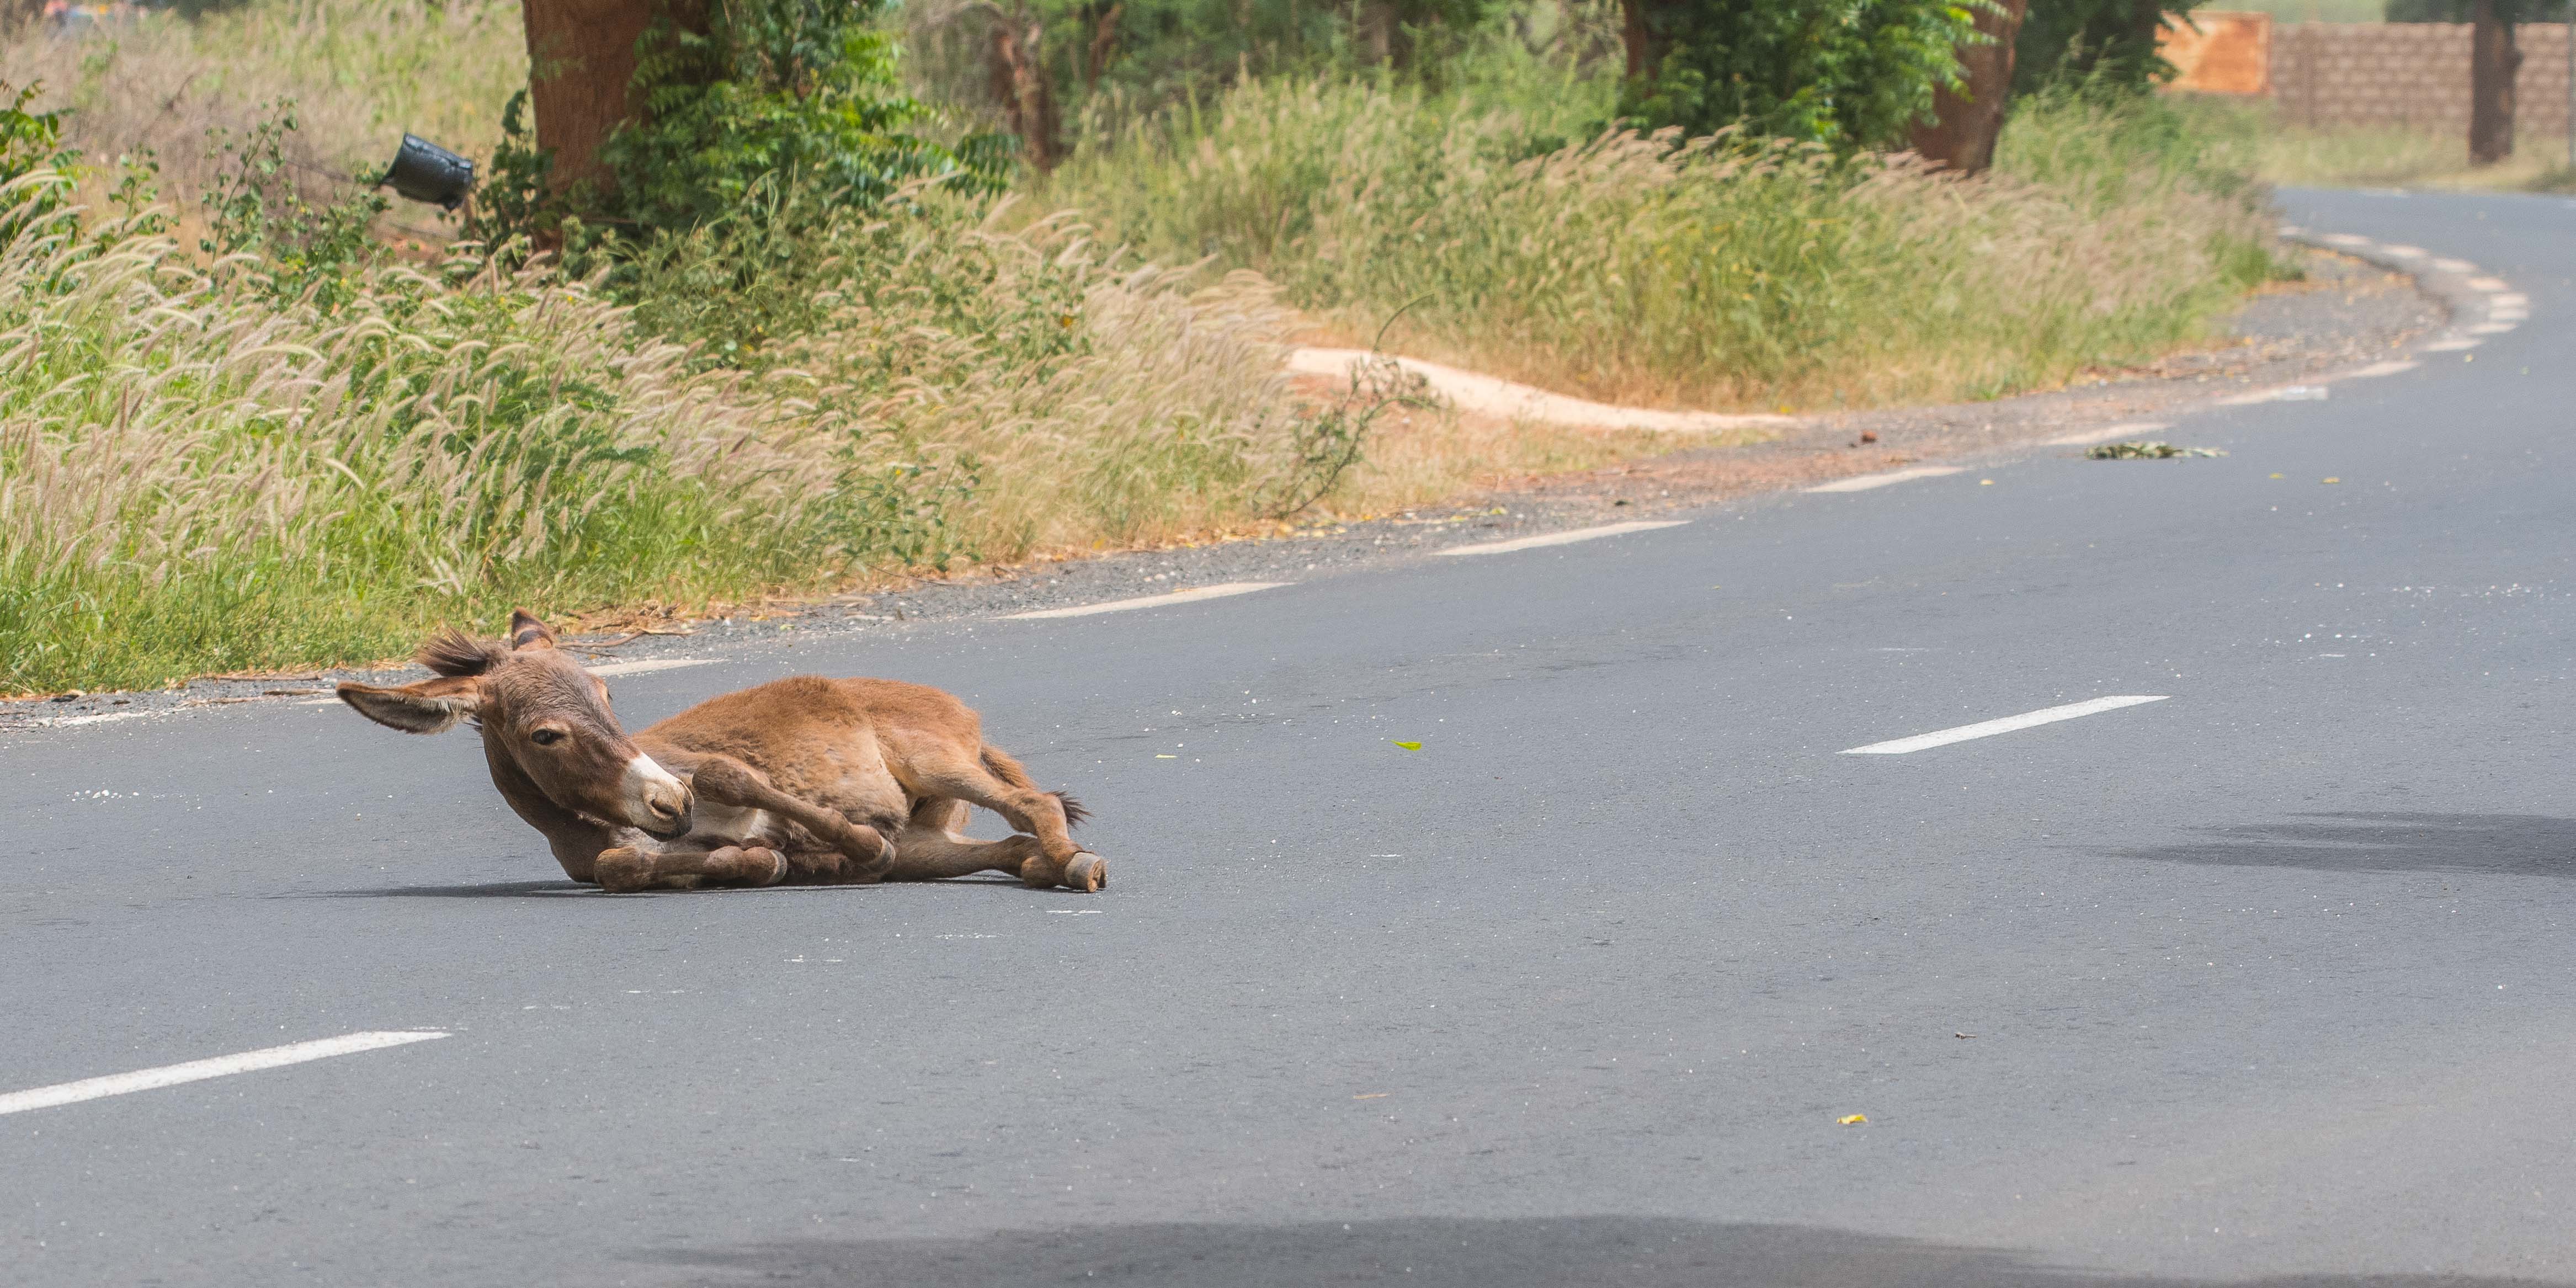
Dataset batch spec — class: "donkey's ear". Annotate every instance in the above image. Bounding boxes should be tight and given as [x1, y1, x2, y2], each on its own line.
[336, 675, 483, 735]
[508, 609, 557, 650]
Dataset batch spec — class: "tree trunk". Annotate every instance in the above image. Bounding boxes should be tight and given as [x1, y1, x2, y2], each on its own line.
[988, 14, 1061, 171]
[1083, 2, 1122, 84]
[1910, 0, 2027, 174]
[1357, 0, 1401, 67]
[2469, 0, 2521, 166]
[517, 0, 672, 199]
[1621, 0, 1676, 81]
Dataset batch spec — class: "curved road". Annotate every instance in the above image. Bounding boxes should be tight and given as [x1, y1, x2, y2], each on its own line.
[5, 189, 2574, 1286]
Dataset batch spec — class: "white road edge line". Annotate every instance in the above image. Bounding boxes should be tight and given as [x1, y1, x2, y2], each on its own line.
[587, 657, 715, 678]
[1805, 466, 1965, 493]
[0, 1030, 450, 1116]
[1840, 695, 2169, 755]
[1433, 520, 1686, 557]
[1005, 582, 1285, 619]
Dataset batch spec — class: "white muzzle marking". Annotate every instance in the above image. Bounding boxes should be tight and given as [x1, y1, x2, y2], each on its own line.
[623, 753, 689, 829]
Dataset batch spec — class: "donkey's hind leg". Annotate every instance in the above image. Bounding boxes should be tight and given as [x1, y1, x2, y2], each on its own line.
[881, 799, 1046, 881]
[595, 845, 786, 894]
[909, 751, 1106, 892]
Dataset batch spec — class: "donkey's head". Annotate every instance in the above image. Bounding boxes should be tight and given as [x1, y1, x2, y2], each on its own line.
[337, 610, 693, 838]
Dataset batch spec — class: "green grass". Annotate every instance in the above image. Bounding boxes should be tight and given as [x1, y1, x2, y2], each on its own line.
[0, 178, 1361, 695]
[1042, 78, 2283, 411]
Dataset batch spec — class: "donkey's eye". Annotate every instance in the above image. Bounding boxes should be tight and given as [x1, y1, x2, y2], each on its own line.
[530, 728, 565, 746]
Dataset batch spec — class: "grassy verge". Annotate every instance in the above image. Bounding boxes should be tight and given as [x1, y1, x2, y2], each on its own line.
[2174, 97, 2576, 193]
[0, 0, 525, 208]
[1039, 79, 2283, 413]
[0, 178, 1407, 695]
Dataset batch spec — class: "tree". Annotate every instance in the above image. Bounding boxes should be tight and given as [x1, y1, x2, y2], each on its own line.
[1616, 0, 1983, 150]
[1912, 0, 2027, 172]
[517, 0, 701, 198]
[2468, 0, 2522, 163]
[2386, 0, 2554, 165]
[2013, 1, 2192, 97]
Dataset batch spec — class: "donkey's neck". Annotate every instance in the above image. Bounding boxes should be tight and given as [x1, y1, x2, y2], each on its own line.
[480, 729, 617, 882]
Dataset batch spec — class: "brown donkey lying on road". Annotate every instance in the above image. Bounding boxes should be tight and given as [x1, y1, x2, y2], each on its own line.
[337, 611, 1105, 895]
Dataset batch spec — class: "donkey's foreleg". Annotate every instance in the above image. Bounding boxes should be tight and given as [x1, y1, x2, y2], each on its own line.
[595, 845, 786, 893]
[686, 755, 892, 881]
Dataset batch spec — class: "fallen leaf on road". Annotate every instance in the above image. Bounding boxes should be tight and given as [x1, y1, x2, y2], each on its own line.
[1838, 1114, 1867, 1126]
[1955, 1032, 1977, 1039]
[1979, 479, 1994, 486]
[2087, 441, 2224, 460]
[1392, 741, 1422, 751]
[2322, 477, 2342, 485]
[1156, 754, 1178, 759]
[1355, 1093, 1390, 1100]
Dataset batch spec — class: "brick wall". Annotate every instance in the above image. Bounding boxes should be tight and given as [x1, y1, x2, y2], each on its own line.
[2268, 22, 2573, 136]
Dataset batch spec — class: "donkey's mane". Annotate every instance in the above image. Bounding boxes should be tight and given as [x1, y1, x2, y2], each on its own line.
[418, 630, 507, 677]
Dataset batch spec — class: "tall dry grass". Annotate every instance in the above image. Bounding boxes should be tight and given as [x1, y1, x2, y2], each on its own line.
[0, 178, 1342, 694]
[1043, 79, 2282, 411]
[0, 0, 523, 213]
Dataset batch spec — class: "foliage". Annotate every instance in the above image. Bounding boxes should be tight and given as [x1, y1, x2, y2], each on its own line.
[1047, 74, 2281, 411]
[600, 0, 1009, 233]
[1615, 0, 1982, 150]
[2014, 0, 2196, 97]
[197, 100, 390, 308]
[0, 168, 1362, 693]
[0, 78, 74, 248]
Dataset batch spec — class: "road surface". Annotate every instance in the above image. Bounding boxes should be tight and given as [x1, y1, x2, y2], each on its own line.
[4, 188, 2574, 1286]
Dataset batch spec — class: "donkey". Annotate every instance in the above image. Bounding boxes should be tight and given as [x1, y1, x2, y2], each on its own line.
[336, 611, 1105, 895]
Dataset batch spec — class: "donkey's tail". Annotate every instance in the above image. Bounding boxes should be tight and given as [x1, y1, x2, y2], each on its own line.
[982, 744, 1088, 827]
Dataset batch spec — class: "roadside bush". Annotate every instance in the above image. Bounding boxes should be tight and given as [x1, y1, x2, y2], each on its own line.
[1044, 77, 2280, 410]
[0, 175, 1343, 694]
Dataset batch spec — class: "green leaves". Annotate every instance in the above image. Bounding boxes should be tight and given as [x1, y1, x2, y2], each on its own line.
[1617, 1, 1985, 150]
[600, 0, 1009, 235]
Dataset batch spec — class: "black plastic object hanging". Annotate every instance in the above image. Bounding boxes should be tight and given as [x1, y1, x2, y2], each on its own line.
[384, 134, 475, 210]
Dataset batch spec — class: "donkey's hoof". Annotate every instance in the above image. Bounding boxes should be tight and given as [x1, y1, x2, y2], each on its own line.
[1061, 851, 1108, 893]
[595, 847, 651, 893]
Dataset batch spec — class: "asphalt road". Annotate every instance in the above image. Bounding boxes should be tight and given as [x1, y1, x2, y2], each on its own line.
[6, 188, 2575, 1287]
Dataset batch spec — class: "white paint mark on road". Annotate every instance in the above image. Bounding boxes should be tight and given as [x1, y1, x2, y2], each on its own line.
[1433, 521, 1687, 557]
[2487, 292, 2529, 308]
[1006, 583, 1285, 619]
[2467, 322, 2520, 336]
[2467, 276, 2510, 291]
[2045, 422, 2170, 447]
[2424, 337, 2484, 352]
[2320, 233, 2371, 247]
[2433, 258, 2478, 273]
[587, 658, 715, 678]
[34, 710, 159, 728]
[1805, 466, 1965, 493]
[1840, 695, 2169, 755]
[2337, 360, 2419, 380]
[2488, 307, 2530, 322]
[2378, 244, 2427, 258]
[0, 1031, 449, 1116]
[2218, 385, 2329, 406]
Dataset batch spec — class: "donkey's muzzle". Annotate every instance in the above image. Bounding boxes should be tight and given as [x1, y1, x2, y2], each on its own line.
[625, 754, 694, 838]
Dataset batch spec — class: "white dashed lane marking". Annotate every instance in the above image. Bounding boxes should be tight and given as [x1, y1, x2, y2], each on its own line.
[1005, 583, 1286, 619]
[0, 1031, 450, 1116]
[1841, 695, 2170, 755]
[1433, 520, 1688, 557]
[586, 658, 715, 677]
[1805, 466, 1965, 494]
